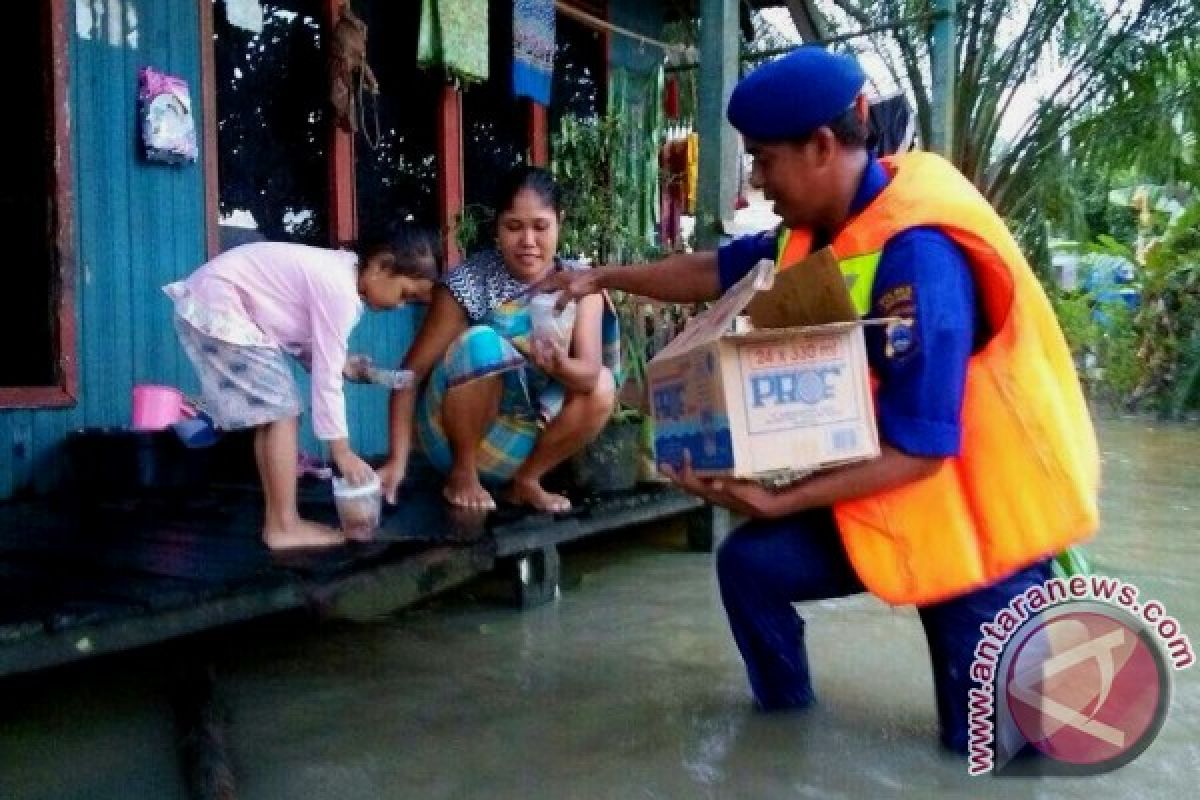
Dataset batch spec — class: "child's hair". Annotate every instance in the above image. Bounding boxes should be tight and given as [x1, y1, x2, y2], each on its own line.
[492, 166, 562, 222]
[352, 220, 442, 280]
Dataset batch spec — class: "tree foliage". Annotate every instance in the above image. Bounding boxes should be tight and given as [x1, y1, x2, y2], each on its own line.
[814, 0, 1200, 242]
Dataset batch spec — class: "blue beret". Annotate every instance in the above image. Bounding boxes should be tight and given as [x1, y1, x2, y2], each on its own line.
[727, 47, 866, 141]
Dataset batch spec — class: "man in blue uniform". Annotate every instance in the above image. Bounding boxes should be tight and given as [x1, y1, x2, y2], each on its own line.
[534, 47, 1053, 753]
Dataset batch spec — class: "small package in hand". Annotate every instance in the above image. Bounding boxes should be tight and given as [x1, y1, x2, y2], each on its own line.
[528, 293, 576, 350]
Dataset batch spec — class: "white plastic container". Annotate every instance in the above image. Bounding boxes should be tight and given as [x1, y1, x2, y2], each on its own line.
[332, 473, 383, 541]
[528, 292, 576, 351]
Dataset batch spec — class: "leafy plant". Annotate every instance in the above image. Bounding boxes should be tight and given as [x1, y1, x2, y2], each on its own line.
[551, 114, 653, 265]
[551, 113, 664, 405]
[453, 203, 493, 257]
[1054, 196, 1200, 415]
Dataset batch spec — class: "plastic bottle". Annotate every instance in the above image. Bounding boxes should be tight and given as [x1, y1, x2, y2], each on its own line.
[364, 366, 415, 390]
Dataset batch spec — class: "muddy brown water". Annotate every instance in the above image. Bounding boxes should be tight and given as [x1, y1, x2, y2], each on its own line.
[2, 417, 1197, 799]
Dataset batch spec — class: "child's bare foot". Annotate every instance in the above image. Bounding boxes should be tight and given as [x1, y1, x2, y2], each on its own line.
[263, 519, 345, 550]
[504, 478, 572, 513]
[443, 469, 496, 510]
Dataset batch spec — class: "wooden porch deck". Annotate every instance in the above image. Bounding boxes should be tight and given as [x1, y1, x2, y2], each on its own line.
[0, 475, 710, 679]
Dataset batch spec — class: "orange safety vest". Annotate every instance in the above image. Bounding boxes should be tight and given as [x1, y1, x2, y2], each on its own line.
[776, 152, 1099, 606]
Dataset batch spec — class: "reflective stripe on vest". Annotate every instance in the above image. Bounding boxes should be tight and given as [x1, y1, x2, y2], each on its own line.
[775, 230, 881, 316]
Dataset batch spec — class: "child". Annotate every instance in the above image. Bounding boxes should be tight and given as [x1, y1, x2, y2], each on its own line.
[164, 225, 440, 550]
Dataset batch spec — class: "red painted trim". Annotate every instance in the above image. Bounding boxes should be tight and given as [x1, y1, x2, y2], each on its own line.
[438, 84, 464, 268]
[3, 0, 81, 409]
[528, 101, 549, 166]
[329, 128, 357, 245]
[198, 0, 220, 258]
[325, 0, 357, 245]
[0, 387, 75, 408]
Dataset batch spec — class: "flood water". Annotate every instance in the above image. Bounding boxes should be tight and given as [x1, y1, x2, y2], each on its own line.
[3, 417, 1198, 799]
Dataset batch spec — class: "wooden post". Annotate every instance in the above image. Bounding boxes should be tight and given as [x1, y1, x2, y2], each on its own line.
[504, 546, 561, 609]
[528, 101, 549, 167]
[438, 84, 465, 267]
[325, 0, 357, 245]
[198, 0, 220, 259]
[329, 132, 357, 245]
[172, 658, 237, 800]
[685, 505, 736, 553]
[929, 0, 956, 156]
[696, 0, 739, 249]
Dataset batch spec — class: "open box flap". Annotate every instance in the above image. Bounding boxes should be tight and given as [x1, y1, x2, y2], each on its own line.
[723, 317, 894, 343]
[650, 246, 872, 364]
[745, 246, 859, 328]
[651, 258, 774, 361]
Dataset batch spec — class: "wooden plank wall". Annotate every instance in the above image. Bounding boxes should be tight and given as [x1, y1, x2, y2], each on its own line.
[0, 0, 207, 499]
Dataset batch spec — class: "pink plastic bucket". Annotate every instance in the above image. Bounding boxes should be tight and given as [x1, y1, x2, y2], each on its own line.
[131, 385, 191, 431]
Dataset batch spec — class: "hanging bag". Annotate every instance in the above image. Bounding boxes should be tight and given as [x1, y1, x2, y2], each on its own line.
[138, 67, 198, 164]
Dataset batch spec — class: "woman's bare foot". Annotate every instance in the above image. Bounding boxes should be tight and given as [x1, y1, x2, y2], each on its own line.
[504, 477, 572, 513]
[263, 518, 345, 550]
[443, 469, 496, 510]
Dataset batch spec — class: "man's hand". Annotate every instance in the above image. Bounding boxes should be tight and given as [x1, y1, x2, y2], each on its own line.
[660, 450, 783, 519]
[531, 268, 605, 310]
[333, 448, 376, 487]
[376, 458, 406, 505]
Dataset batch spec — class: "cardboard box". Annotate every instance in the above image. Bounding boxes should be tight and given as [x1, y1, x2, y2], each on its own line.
[647, 248, 881, 481]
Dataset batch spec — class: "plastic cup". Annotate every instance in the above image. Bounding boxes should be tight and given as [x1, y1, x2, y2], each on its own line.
[332, 473, 383, 541]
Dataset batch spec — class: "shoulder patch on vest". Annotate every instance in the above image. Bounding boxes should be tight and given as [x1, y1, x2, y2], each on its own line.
[885, 318, 917, 360]
[876, 283, 916, 318]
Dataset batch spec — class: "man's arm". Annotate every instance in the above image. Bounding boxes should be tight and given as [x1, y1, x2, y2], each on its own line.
[771, 446, 941, 514]
[535, 251, 724, 306]
[662, 445, 941, 519]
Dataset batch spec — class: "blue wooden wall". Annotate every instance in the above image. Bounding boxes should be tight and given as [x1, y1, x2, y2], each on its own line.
[0, 0, 207, 500]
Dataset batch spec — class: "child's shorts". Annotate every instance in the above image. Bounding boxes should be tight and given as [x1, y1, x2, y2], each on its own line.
[173, 314, 301, 431]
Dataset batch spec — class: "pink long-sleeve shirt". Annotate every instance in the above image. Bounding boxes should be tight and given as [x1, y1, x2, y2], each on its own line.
[165, 242, 363, 441]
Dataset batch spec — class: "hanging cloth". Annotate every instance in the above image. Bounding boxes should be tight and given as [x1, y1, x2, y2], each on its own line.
[663, 76, 680, 120]
[513, 0, 554, 105]
[419, 0, 489, 84]
[685, 132, 699, 215]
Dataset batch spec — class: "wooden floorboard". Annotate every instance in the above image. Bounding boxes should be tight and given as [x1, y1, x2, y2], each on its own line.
[0, 480, 706, 678]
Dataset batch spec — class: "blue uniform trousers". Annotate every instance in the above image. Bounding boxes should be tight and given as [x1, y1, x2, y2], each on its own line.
[715, 509, 1053, 753]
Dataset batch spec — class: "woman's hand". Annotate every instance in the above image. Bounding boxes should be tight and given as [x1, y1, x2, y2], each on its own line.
[333, 448, 376, 487]
[376, 458, 407, 504]
[344, 354, 372, 383]
[529, 335, 570, 379]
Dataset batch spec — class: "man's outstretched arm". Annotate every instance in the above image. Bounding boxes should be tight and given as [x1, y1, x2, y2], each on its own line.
[534, 251, 724, 306]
